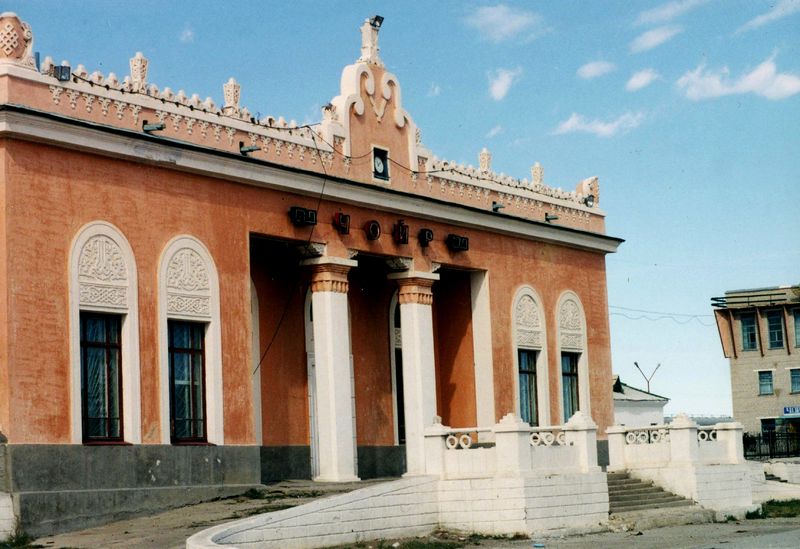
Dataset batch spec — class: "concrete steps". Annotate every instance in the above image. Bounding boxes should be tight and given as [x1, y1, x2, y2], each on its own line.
[765, 472, 788, 483]
[607, 471, 694, 514]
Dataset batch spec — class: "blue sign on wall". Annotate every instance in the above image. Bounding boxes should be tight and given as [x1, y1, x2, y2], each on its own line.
[784, 406, 800, 416]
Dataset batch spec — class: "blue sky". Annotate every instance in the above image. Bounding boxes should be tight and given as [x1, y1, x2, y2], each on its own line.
[10, 1, 799, 415]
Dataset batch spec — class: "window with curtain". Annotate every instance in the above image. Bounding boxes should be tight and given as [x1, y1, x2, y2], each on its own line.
[80, 312, 123, 441]
[518, 349, 538, 426]
[562, 352, 580, 422]
[169, 320, 207, 442]
[758, 371, 773, 395]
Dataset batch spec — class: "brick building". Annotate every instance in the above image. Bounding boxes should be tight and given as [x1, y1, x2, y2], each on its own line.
[0, 13, 622, 535]
[712, 285, 800, 434]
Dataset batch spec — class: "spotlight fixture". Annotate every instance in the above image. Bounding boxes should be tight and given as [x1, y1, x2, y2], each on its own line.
[492, 201, 505, 212]
[239, 142, 260, 155]
[583, 194, 595, 208]
[142, 120, 165, 133]
[53, 64, 71, 81]
[369, 15, 384, 29]
[545, 213, 559, 223]
[446, 234, 469, 252]
[418, 228, 434, 247]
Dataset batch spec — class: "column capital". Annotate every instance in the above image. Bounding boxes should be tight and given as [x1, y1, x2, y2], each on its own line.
[302, 256, 357, 294]
[393, 276, 436, 305]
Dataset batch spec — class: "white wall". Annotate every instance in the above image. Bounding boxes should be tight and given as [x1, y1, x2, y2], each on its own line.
[614, 401, 665, 428]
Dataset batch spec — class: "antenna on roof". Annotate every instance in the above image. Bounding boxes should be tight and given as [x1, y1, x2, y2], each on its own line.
[634, 361, 662, 393]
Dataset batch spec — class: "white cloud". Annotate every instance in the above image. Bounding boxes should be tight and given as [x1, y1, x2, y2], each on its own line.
[626, 68, 660, 91]
[488, 67, 522, 101]
[577, 61, 616, 80]
[636, 0, 708, 26]
[737, 0, 800, 33]
[465, 4, 544, 43]
[180, 26, 195, 44]
[428, 83, 441, 97]
[677, 56, 800, 100]
[630, 25, 683, 53]
[554, 112, 644, 138]
[486, 125, 503, 138]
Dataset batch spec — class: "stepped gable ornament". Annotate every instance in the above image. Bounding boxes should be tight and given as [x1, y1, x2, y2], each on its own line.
[479, 148, 492, 172]
[129, 52, 148, 93]
[222, 77, 240, 116]
[0, 12, 35, 69]
[531, 162, 544, 187]
[358, 17, 383, 67]
[78, 235, 129, 309]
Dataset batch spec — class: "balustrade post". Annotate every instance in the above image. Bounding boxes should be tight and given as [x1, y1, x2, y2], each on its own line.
[564, 411, 599, 473]
[423, 421, 449, 477]
[669, 413, 699, 465]
[492, 413, 532, 475]
[714, 422, 745, 464]
[606, 426, 627, 472]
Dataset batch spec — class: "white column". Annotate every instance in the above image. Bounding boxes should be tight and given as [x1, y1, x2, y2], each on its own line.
[669, 413, 699, 466]
[563, 411, 599, 473]
[606, 425, 627, 472]
[389, 271, 439, 476]
[470, 271, 496, 441]
[304, 257, 359, 482]
[714, 422, 745, 465]
[492, 413, 532, 475]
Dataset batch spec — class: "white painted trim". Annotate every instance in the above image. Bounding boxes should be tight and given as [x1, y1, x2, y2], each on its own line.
[0, 111, 621, 254]
[250, 278, 262, 446]
[554, 291, 590, 424]
[389, 291, 401, 445]
[157, 235, 224, 445]
[510, 285, 550, 426]
[470, 271, 496, 437]
[305, 289, 319, 478]
[69, 221, 141, 444]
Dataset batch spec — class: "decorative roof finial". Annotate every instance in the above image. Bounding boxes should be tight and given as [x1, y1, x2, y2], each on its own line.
[358, 15, 384, 66]
[222, 77, 240, 115]
[129, 52, 148, 93]
[531, 161, 544, 186]
[0, 12, 36, 70]
[479, 147, 492, 172]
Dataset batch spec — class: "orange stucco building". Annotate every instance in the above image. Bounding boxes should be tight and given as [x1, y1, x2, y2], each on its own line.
[0, 13, 622, 535]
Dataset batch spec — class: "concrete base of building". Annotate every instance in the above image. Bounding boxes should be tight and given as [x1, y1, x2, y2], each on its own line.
[1, 444, 262, 537]
[260, 445, 407, 483]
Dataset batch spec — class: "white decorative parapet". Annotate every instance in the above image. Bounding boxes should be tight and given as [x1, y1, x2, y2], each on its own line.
[607, 414, 754, 517]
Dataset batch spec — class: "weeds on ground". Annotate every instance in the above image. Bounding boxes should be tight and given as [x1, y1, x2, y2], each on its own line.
[0, 519, 42, 548]
[746, 499, 800, 519]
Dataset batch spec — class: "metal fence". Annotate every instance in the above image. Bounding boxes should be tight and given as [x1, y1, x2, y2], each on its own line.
[743, 432, 800, 460]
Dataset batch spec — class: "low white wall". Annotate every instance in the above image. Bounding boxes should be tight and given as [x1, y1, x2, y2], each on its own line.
[0, 493, 14, 539]
[187, 477, 440, 549]
[187, 472, 610, 548]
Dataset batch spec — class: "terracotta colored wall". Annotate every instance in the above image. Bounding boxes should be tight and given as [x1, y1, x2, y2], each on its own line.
[250, 239, 309, 446]
[433, 270, 477, 428]
[348, 258, 396, 445]
[0, 140, 8, 437]
[2, 138, 615, 444]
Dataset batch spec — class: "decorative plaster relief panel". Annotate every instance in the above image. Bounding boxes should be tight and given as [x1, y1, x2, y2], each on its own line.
[166, 248, 211, 319]
[78, 235, 129, 310]
[559, 299, 584, 350]
[515, 294, 543, 348]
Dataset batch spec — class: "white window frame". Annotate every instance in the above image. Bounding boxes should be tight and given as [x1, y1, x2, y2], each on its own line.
[554, 291, 590, 424]
[511, 285, 550, 426]
[69, 221, 141, 444]
[158, 236, 223, 445]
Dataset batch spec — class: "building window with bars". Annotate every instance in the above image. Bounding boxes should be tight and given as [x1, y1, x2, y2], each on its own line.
[80, 312, 123, 442]
[518, 349, 538, 426]
[758, 371, 774, 395]
[169, 320, 207, 443]
[562, 352, 580, 422]
[740, 313, 758, 351]
[766, 311, 784, 349]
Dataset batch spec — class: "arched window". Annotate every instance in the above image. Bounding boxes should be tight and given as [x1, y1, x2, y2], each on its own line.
[69, 222, 141, 444]
[512, 286, 549, 426]
[158, 236, 223, 445]
[556, 292, 590, 423]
